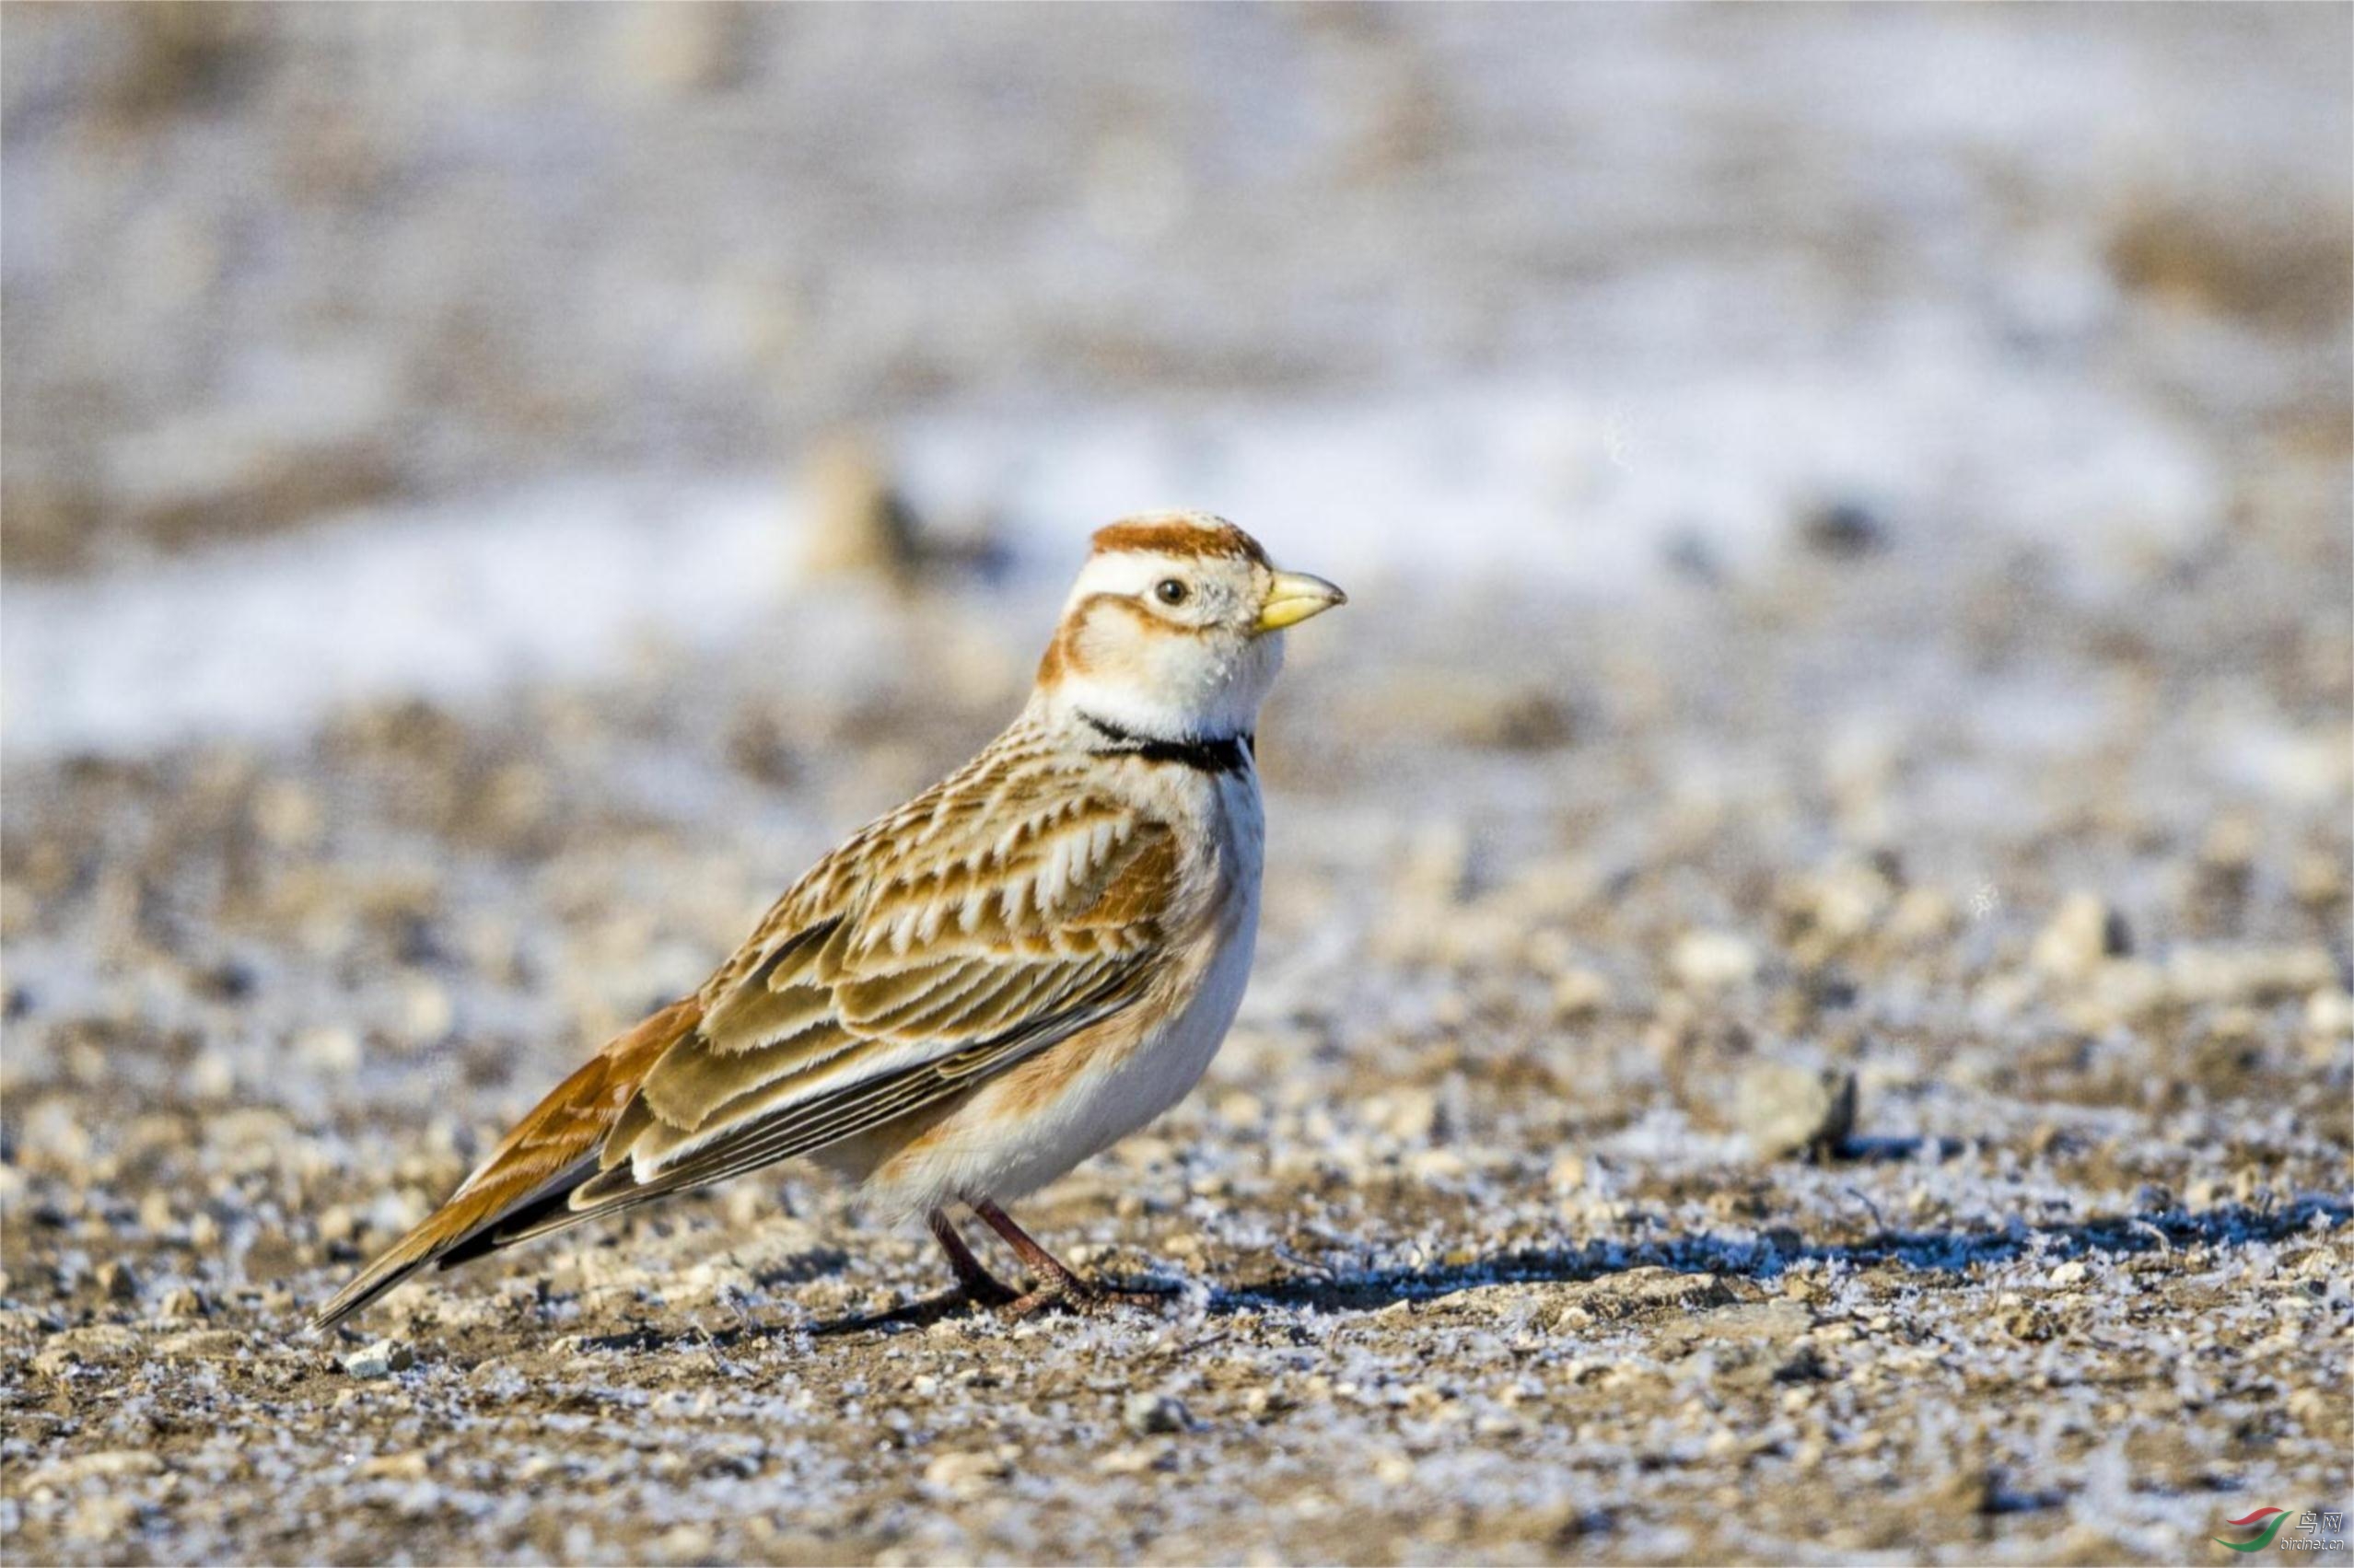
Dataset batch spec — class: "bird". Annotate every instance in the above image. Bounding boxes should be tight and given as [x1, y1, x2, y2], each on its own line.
[309, 512, 1345, 1330]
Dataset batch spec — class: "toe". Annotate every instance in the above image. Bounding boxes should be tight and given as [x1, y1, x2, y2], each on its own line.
[1002, 1285, 1066, 1318]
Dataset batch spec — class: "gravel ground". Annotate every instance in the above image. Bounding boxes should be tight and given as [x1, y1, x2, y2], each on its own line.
[4, 493, 2348, 1562]
[4, 6, 2349, 1564]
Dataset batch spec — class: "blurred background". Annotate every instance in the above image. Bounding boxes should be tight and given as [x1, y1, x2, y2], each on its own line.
[4, 4, 2348, 752]
[2, 6, 2348, 1564]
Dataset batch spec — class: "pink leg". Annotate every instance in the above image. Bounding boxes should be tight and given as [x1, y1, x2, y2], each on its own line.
[928, 1208, 1017, 1307]
[970, 1199, 1096, 1316]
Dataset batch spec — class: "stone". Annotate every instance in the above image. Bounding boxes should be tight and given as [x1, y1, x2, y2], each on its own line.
[2305, 989, 2354, 1039]
[921, 1450, 1011, 1501]
[1551, 967, 1613, 1019]
[799, 434, 921, 590]
[1672, 930, 1761, 990]
[1798, 499, 1888, 557]
[2032, 894, 2127, 981]
[1737, 1063, 1858, 1160]
[154, 1285, 207, 1320]
[341, 1340, 414, 1378]
[1122, 1391, 1190, 1435]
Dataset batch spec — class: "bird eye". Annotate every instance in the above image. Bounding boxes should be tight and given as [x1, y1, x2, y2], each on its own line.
[1154, 578, 1190, 606]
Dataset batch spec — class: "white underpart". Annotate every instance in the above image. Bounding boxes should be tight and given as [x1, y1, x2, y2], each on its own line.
[850, 761, 1265, 1214]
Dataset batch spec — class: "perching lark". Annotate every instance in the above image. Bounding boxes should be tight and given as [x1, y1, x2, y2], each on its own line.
[311, 513, 1343, 1327]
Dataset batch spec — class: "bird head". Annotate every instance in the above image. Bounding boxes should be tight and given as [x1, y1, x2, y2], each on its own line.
[1034, 512, 1346, 741]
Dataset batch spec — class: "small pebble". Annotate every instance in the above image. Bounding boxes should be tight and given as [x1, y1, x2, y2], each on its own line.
[342, 1340, 415, 1378]
[1798, 498, 1887, 557]
[1672, 930, 1761, 990]
[154, 1286, 206, 1320]
[2032, 893, 2125, 980]
[1551, 967, 1612, 1019]
[921, 1450, 1008, 1498]
[95, 1260, 141, 1303]
[1737, 1063, 1858, 1160]
[1122, 1391, 1190, 1435]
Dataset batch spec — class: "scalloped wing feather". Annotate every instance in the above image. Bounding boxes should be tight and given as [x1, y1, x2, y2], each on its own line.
[584, 767, 1183, 1202]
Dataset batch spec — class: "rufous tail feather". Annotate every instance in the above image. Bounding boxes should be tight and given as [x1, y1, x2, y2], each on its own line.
[305, 998, 700, 1332]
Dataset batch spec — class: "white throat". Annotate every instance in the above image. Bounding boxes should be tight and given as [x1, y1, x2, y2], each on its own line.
[1036, 543, 1289, 743]
[1042, 629, 1284, 743]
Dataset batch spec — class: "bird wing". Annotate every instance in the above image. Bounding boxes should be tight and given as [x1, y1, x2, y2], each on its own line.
[309, 745, 1183, 1330]
[565, 784, 1182, 1214]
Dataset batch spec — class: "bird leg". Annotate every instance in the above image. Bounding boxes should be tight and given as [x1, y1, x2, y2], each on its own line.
[928, 1208, 1017, 1308]
[969, 1199, 1182, 1317]
[969, 1199, 1096, 1315]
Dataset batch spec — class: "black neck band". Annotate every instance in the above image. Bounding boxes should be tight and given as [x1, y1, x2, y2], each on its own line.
[1079, 712, 1254, 776]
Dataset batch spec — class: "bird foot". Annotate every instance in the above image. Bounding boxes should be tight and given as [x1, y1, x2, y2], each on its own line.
[954, 1274, 1020, 1311]
[1001, 1273, 1182, 1318]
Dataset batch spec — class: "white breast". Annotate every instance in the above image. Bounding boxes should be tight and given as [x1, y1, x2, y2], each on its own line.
[857, 764, 1265, 1214]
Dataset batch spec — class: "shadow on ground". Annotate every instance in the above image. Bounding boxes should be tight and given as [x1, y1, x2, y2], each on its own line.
[554, 1195, 2350, 1344]
[1212, 1196, 2353, 1316]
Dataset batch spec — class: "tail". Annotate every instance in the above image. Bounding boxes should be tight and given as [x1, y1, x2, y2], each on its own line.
[306, 998, 702, 1332]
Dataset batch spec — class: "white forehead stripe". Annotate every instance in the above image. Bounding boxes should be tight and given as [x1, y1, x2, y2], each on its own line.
[1066, 551, 1180, 604]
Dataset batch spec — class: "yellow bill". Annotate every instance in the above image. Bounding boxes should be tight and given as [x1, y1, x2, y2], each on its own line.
[1256, 570, 1347, 633]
